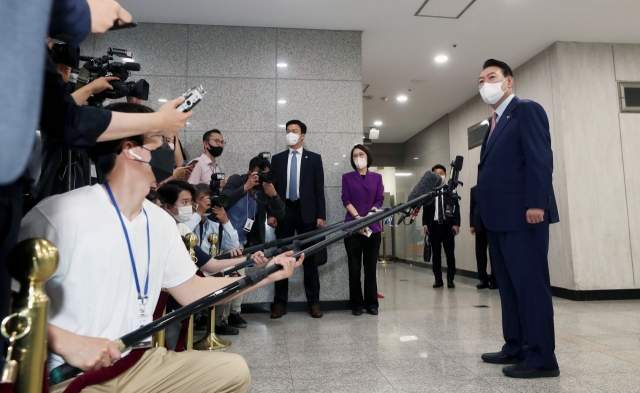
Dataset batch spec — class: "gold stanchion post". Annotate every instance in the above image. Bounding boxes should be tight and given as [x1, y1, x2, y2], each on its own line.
[3, 239, 58, 393]
[194, 233, 231, 350]
[183, 233, 199, 350]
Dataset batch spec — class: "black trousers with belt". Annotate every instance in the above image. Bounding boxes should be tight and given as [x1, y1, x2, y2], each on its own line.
[430, 223, 456, 281]
[274, 201, 320, 307]
[344, 232, 381, 311]
[475, 230, 497, 285]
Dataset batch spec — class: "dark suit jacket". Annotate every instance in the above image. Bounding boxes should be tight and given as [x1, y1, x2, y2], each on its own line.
[271, 148, 326, 224]
[222, 174, 285, 246]
[469, 186, 484, 233]
[422, 195, 461, 232]
[476, 96, 560, 232]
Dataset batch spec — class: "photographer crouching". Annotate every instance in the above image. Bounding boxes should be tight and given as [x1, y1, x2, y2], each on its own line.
[218, 154, 285, 329]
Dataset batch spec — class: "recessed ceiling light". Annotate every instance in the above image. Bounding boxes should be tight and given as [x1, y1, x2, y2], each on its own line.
[279, 124, 285, 128]
[342, 155, 346, 157]
[187, 122, 191, 125]
[277, 99, 287, 104]
[397, 95, 408, 102]
[395, 173, 413, 177]
[158, 98, 168, 102]
[373, 121, 382, 126]
[399, 335, 418, 342]
[414, 157, 418, 160]
[277, 63, 288, 68]
[435, 55, 449, 63]
[334, 162, 339, 165]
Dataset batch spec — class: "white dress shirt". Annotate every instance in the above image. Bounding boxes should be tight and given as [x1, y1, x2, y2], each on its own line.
[494, 94, 515, 123]
[286, 147, 303, 200]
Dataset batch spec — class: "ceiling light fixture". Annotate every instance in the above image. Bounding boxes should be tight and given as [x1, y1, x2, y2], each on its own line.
[158, 98, 168, 102]
[397, 95, 408, 102]
[277, 99, 287, 104]
[279, 124, 285, 128]
[414, 157, 419, 160]
[435, 55, 449, 63]
[374, 121, 382, 126]
[395, 173, 413, 177]
[277, 63, 288, 68]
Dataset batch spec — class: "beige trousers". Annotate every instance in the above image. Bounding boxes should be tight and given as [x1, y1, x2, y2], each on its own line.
[50, 348, 250, 393]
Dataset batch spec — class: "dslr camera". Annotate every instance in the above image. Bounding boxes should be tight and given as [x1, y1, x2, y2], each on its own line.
[75, 47, 149, 107]
[256, 152, 276, 184]
[209, 172, 228, 209]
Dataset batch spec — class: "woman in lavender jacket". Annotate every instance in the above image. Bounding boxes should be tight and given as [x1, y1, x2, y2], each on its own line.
[342, 144, 385, 316]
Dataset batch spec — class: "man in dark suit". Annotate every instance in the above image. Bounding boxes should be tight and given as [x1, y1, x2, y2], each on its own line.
[422, 164, 461, 289]
[269, 120, 326, 319]
[469, 186, 497, 289]
[476, 59, 560, 378]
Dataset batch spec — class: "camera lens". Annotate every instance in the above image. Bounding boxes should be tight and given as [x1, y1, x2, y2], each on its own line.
[186, 100, 191, 106]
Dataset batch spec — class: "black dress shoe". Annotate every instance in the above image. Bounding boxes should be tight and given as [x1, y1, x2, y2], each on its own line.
[366, 308, 378, 315]
[352, 309, 362, 316]
[489, 283, 499, 290]
[481, 351, 520, 365]
[215, 321, 239, 335]
[433, 279, 444, 288]
[228, 313, 247, 328]
[503, 363, 560, 378]
[447, 280, 455, 288]
[477, 282, 489, 289]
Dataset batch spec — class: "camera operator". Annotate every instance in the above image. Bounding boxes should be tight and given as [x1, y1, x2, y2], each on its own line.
[218, 155, 285, 330]
[222, 155, 285, 248]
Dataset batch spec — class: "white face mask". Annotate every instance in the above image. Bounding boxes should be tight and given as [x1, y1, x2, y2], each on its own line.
[172, 205, 193, 223]
[286, 133, 300, 146]
[479, 78, 508, 105]
[354, 157, 368, 170]
[440, 175, 446, 182]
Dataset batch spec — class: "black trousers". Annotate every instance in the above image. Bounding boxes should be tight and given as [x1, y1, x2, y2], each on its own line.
[274, 202, 320, 307]
[430, 223, 456, 281]
[475, 231, 496, 285]
[344, 232, 380, 311]
[0, 181, 25, 356]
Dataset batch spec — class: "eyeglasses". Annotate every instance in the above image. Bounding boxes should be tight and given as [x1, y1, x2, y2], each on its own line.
[208, 138, 226, 147]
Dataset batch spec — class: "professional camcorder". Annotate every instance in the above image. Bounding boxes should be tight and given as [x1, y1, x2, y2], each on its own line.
[75, 47, 149, 106]
[209, 172, 229, 209]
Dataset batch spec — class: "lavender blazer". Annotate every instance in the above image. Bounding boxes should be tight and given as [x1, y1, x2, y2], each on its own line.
[341, 170, 385, 234]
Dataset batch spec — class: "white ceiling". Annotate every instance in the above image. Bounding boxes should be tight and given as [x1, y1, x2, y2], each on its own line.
[119, 0, 640, 143]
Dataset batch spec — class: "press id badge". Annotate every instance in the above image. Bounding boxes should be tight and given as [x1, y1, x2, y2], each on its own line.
[130, 315, 153, 349]
[243, 218, 254, 232]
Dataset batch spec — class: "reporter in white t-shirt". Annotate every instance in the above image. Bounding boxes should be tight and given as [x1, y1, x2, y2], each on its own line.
[19, 103, 304, 393]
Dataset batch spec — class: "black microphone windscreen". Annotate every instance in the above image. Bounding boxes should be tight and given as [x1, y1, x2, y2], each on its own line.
[124, 62, 141, 71]
[407, 171, 442, 204]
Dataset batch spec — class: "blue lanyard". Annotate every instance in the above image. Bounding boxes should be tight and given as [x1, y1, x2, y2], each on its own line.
[104, 182, 150, 315]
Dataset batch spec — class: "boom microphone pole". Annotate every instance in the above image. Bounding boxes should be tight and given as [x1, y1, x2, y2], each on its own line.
[215, 205, 383, 261]
[212, 205, 395, 277]
[48, 189, 443, 385]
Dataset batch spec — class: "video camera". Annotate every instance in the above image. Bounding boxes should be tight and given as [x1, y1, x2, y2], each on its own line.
[444, 156, 463, 218]
[75, 47, 149, 107]
[209, 172, 228, 209]
[256, 152, 276, 184]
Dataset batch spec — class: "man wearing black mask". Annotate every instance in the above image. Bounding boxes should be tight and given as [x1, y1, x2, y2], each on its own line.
[188, 129, 225, 186]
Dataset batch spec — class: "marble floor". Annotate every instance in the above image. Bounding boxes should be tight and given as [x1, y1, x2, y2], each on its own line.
[220, 263, 640, 393]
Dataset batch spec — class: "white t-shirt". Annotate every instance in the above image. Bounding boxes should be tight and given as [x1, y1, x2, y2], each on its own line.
[19, 184, 196, 370]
